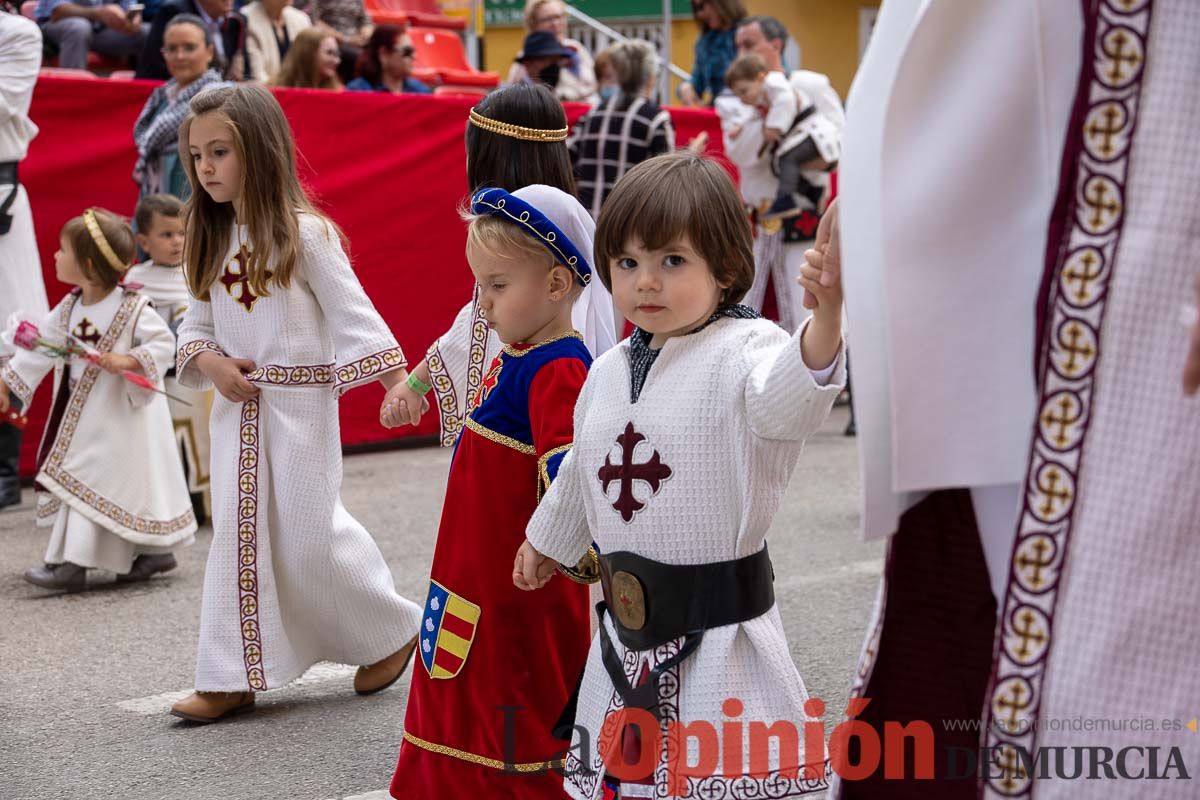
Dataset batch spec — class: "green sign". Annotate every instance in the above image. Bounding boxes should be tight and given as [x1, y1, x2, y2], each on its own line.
[485, 0, 689, 28]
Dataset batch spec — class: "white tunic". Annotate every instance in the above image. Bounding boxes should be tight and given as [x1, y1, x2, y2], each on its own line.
[1, 288, 197, 566]
[176, 214, 422, 692]
[0, 14, 48, 348]
[126, 260, 212, 499]
[527, 318, 844, 799]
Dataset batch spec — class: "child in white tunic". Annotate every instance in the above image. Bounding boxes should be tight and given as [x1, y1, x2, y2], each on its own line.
[169, 84, 422, 724]
[515, 153, 846, 799]
[126, 193, 212, 523]
[0, 208, 195, 591]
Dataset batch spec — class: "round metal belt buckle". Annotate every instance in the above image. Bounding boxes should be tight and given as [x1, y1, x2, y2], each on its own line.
[611, 570, 646, 631]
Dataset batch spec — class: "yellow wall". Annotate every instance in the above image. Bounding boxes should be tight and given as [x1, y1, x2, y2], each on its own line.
[480, 0, 878, 100]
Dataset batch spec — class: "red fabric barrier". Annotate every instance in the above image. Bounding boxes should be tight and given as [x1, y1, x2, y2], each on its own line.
[19, 77, 727, 475]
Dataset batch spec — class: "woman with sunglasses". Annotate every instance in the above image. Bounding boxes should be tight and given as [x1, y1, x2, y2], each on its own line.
[678, 0, 746, 107]
[346, 24, 431, 94]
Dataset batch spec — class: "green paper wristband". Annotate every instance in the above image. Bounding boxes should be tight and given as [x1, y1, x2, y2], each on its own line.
[406, 372, 432, 396]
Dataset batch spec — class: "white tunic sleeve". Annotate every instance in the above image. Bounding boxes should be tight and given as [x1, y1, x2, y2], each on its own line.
[525, 376, 594, 566]
[298, 214, 406, 395]
[0, 300, 67, 407]
[126, 297, 176, 408]
[175, 295, 223, 391]
[742, 318, 846, 441]
[763, 72, 798, 132]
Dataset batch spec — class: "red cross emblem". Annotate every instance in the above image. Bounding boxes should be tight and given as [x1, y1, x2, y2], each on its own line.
[470, 356, 503, 410]
[220, 247, 273, 313]
[72, 317, 102, 348]
[791, 210, 821, 239]
[597, 422, 672, 523]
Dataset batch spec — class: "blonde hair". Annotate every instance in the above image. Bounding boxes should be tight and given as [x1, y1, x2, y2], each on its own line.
[464, 214, 556, 270]
[178, 84, 339, 300]
[607, 40, 659, 97]
[523, 0, 563, 31]
[62, 208, 135, 290]
[269, 28, 342, 90]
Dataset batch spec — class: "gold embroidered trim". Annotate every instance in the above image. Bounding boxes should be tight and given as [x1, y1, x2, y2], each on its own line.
[0, 363, 33, 408]
[402, 731, 564, 772]
[464, 416, 536, 455]
[501, 330, 584, 358]
[536, 443, 572, 501]
[129, 346, 161, 389]
[177, 339, 225, 373]
[558, 545, 601, 585]
[335, 347, 407, 389]
[83, 209, 127, 273]
[468, 108, 568, 142]
[245, 363, 334, 386]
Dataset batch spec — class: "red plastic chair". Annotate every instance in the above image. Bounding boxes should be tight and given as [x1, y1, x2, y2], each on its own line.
[433, 84, 489, 98]
[409, 26, 497, 88]
[366, 0, 465, 30]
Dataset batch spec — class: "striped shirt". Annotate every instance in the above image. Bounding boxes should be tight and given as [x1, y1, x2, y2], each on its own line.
[568, 94, 675, 219]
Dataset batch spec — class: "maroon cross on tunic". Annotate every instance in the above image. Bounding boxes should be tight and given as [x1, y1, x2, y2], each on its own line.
[220, 247, 273, 313]
[72, 318, 102, 348]
[792, 210, 821, 239]
[597, 422, 672, 523]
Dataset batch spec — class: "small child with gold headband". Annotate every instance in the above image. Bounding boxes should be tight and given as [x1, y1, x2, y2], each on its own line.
[0, 207, 196, 591]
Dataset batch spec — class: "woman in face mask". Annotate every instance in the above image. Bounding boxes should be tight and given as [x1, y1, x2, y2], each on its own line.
[505, 0, 597, 103]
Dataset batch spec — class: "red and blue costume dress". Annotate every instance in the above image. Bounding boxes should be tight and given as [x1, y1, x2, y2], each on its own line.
[391, 332, 593, 799]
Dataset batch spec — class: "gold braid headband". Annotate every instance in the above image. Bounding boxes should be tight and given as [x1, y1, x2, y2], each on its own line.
[468, 108, 568, 142]
[82, 209, 127, 273]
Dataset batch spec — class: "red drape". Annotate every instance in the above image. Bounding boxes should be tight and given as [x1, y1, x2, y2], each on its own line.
[18, 77, 727, 475]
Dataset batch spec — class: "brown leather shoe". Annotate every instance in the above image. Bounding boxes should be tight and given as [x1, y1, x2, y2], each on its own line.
[354, 635, 418, 695]
[170, 691, 255, 723]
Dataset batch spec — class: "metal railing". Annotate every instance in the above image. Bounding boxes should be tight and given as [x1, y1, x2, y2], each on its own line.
[563, 4, 690, 100]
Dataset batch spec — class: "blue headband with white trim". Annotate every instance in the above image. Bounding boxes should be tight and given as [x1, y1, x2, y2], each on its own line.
[470, 187, 592, 286]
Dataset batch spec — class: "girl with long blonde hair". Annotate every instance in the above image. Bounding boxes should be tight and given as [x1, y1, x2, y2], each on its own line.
[169, 83, 421, 723]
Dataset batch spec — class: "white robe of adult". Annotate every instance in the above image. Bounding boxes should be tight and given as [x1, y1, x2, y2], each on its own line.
[0, 14, 49, 345]
[176, 214, 422, 692]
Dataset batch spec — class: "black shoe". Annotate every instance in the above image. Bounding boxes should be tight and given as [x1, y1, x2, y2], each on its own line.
[0, 476, 21, 512]
[761, 193, 803, 221]
[23, 562, 87, 591]
[844, 418, 857, 437]
[117, 553, 178, 583]
[0, 492, 20, 513]
[190, 492, 207, 527]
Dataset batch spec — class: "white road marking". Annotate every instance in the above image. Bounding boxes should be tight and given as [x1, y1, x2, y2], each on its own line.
[115, 662, 358, 716]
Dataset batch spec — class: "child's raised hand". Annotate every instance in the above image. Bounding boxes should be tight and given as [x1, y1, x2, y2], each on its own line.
[0, 380, 9, 414]
[763, 126, 782, 147]
[801, 197, 841, 311]
[513, 540, 557, 591]
[379, 381, 428, 429]
[196, 352, 260, 403]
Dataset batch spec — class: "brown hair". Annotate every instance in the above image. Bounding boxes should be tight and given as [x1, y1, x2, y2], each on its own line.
[178, 84, 338, 300]
[465, 83, 575, 195]
[62, 208, 135, 290]
[269, 28, 342, 90]
[696, 0, 746, 29]
[594, 152, 754, 304]
[725, 53, 767, 87]
[134, 193, 184, 233]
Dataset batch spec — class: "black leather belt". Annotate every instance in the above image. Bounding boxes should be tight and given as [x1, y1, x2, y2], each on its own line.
[0, 161, 20, 236]
[596, 546, 775, 718]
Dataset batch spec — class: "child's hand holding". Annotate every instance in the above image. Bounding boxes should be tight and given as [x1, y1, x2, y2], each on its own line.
[513, 540, 558, 591]
[763, 126, 781, 147]
[0, 380, 9, 414]
[728, 124, 744, 141]
[96, 353, 140, 375]
[195, 351, 260, 403]
[379, 379, 428, 429]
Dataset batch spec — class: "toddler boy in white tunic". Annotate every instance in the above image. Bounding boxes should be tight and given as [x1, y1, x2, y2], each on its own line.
[515, 153, 845, 799]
